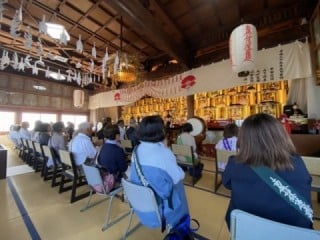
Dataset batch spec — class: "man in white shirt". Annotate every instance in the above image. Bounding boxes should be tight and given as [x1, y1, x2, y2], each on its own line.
[69, 122, 97, 166]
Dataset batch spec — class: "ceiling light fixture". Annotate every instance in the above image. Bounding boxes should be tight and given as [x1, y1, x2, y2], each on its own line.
[107, 17, 141, 84]
[45, 23, 70, 41]
[33, 85, 47, 91]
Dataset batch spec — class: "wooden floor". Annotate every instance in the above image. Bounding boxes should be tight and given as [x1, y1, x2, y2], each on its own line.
[0, 135, 319, 240]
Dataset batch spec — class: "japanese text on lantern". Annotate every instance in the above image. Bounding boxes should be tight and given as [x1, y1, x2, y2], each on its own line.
[244, 25, 252, 62]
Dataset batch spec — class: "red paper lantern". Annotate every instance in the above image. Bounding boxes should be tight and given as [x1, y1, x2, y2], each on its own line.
[229, 24, 257, 74]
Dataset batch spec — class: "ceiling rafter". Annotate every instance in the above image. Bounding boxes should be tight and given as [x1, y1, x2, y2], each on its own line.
[106, 0, 192, 69]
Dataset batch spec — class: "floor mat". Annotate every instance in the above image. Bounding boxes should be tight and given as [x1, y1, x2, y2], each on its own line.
[7, 165, 34, 177]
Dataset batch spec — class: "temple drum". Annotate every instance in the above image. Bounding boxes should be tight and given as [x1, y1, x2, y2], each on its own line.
[187, 117, 206, 151]
[187, 117, 206, 136]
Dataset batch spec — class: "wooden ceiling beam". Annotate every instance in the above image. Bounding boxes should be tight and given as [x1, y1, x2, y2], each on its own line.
[106, 0, 191, 69]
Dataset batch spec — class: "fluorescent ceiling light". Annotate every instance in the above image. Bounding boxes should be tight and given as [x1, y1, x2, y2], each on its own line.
[45, 23, 70, 41]
[49, 72, 66, 80]
[33, 85, 47, 91]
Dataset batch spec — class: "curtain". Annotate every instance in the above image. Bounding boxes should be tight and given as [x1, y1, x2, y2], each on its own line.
[286, 78, 307, 113]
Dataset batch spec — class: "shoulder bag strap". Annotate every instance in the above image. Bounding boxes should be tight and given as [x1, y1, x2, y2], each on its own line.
[132, 146, 172, 232]
[251, 166, 313, 223]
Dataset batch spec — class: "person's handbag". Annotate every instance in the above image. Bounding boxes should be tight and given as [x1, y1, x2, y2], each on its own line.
[92, 168, 116, 193]
[100, 169, 116, 193]
[163, 214, 200, 240]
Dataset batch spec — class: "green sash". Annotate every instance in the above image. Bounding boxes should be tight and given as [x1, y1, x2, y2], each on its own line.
[251, 166, 313, 223]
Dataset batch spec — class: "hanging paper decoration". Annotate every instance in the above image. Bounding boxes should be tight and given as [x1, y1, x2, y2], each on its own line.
[12, 52, 18, 69]
[24, 55, 32, 68]
[66, 69, 73, 82]
[45, 66, 50, 78]
[101, 47, 109, 80]
[76, 35, 83, 53]
[18, 57, 25, 71]
[73, 89, 85, 108]
[229, 24, 257, 74]
[18, 4, 22, 21]
[32, 63, 38, 75]
[76, 72, 81, 85]
[35, 56, 45, 67]
[37, 41, 43, 56]
[57, 69, 62, 80]
[0, 50, 10, 70]
[10, 9, 22, 38]
[92, 42, 96, 58]
[59, 31, 68, 45]
[39, 15, 47, 34]
[114, 51, 119, 74]
[89, 59, 94, 72]
[24, 26, 33, 49]
[76, 61, 82, 68]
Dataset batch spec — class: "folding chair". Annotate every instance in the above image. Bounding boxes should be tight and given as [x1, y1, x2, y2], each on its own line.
[171, 143, 200, 186]
[58, 149, 89, 203]
[230, 209, 320, 240]
[214, 149, 236, 194]
[19, 138, 28, 161]
[42, 145, 62, 186]
[33, 142, 45, 173]
[121, 178, 162, 239]
[81, 164, 130, 231]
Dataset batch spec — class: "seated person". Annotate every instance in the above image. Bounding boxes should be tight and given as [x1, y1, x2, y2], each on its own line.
[222, 113, 312, 230]
[176, 123, 199, 164]
[130, 115, 189, 228]
[124, 118, 139, 151]
[37, 123, 51, 145]
[215, 123, 239, 170]
[69, 122, 97, 166]
[176, 122, 203, 177]
[9, 125, 21, 148]
[47, 122, 66, 167]
[97, 124, 128, 182]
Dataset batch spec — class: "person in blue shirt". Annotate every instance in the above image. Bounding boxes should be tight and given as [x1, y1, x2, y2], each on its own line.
[98, 124, 128, 182]
[222, 113, 312, 230]
[130, 115, 189, 228]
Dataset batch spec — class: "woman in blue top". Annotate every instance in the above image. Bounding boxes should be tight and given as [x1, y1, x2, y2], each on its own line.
[98, 124, 128, 182]
[130, 115, 189, 228]
[222, 113, 313, 229]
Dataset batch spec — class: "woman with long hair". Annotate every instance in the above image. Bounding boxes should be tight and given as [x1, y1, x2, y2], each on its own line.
[222, 113, 312, 229]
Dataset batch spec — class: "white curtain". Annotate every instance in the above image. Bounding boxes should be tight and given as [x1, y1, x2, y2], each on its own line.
[287, 78, 307, 113]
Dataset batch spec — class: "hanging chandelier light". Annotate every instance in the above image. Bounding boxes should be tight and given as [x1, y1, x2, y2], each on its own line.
[107, 17, 142, 84]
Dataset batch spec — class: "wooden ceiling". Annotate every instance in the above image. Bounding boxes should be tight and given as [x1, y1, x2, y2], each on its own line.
[0, 0, 318, 91]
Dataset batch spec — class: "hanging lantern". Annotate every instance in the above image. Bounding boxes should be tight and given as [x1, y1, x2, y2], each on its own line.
[73, 89, 85, 108]
[229, 24, 257, 76]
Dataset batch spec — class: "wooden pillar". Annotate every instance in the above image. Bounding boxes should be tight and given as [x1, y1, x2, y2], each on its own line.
[187, 95, 194, 119]
[117, 106, 122, 121]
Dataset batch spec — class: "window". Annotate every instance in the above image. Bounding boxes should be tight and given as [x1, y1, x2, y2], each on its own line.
[0, 111, 15, 132]
[22, 113, 57, 130]
[61, 114, 87, 130]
